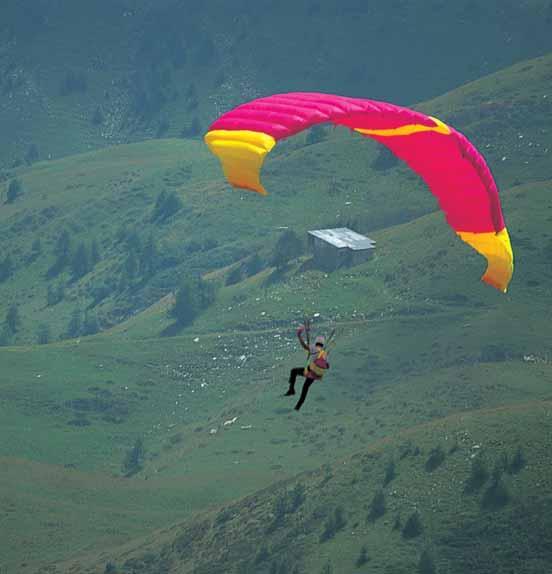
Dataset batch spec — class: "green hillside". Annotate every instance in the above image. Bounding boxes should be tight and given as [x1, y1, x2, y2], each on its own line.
[73, 401, 552, 574]
[2, 0, 552, 167]
[1, 52, 551, 574]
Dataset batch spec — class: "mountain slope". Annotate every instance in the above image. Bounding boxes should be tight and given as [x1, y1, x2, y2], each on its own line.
[2, 0, 552, 167]
[1, 53, 552, 573]
[59, 401, 552, 574]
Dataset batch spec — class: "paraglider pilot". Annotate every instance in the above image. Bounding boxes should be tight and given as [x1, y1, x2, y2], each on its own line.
[286, 322, 330, 411]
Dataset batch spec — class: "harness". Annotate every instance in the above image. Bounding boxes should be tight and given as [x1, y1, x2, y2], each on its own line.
[304, 349, 329, 379]
[301, 319, 335, 380]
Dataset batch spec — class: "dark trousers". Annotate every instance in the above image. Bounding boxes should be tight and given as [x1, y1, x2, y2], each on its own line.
[288, 367, 315, 411]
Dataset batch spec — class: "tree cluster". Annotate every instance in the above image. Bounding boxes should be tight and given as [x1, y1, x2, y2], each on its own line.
[305, 125, 327, 146]
[64, 309, 100, 339]
[5, 178, 22, 203]
[48, 230, 101, 281]
[225, 254, 265, 286]
[152, 190, 182, 222]
[171, 275, 215, 327]
[122, 438, 145, 477]
[1, 304, 21, 346]
[266, 483, 307, 533]
[425, 446, 446, 472]
[0, 255, 14, 282]
[368, 490, 386, 522]
[464, 448, 526, 509]
[320, 506, 347, 542]
[59, 69, 88, 96]
[180, 116, 202, 138]
[271, 230, 304, 269]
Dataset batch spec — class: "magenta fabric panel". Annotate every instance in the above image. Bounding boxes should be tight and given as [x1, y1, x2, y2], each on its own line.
[368, 130, 504, 233]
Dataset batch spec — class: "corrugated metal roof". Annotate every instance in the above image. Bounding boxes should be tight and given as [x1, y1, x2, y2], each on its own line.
[308, 228, 376, 251]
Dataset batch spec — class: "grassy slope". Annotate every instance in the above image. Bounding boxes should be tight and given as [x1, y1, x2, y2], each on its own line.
[69, 402, 552, 574]
[0, 53, 552, 573]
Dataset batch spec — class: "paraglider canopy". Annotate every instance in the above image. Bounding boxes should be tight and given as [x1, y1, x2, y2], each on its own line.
[205, 92, 513, 293]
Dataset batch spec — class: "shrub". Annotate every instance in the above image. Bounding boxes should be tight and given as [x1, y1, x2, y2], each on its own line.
[6, 178, 22, 203]
[0, 255, 14, 282]
[383, 459, 396, 486]
[481, 468, 510, 510]
[306, 124, 327, 145]
[60, 69, 88, 95]
[30, 238, 42, 260]
[255, 545, 270, 564]
[368, 490, 385, 522]
[48, 229, 72, 277]
[122, 438, 145, 477]
[47, 283, 65, 306]
[225, 265, 243, 286]
[36, 323, 51, 345]
[464, 456, 489, 493]
[65, 309, 82, 339]
[372, 146, 399, 171]
[273, 491, 289, 526]
[6, 304, 21, 335]
[418, 549, 436, 574]
[402, 511, 423, 539]
[289, 482, 306, 512]
[156, 117, 170, 137]
[70, 242, 90, 280]
[90, 240, 101, 266]
[508, 447, 526, 474]
[392, 514, 402, 531]
[320, 506, 346, 542]
[92, 106, 104, 125]
[0, 327, 13, 347]
[25, 143, 39, 165]
[82, 313, 100, 336]
[181, 116, 202, 137]
[425, 446, 446, 472]
[271, 230, 303, 269]
[171, 275, 215, 327]
[244, 253, 264, 276]
[480, 344, 509, 362]
[152, 191, 182, 222]
[355, 545, 369, 567]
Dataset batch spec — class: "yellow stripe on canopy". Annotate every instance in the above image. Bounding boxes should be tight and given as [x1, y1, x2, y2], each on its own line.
[355, 116, 451, 137]
[205, 130, 276, 194]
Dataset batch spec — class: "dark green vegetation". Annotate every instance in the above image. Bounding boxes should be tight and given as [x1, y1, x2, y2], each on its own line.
[2, 0, 552, 168]
[1, 25, 552, 574]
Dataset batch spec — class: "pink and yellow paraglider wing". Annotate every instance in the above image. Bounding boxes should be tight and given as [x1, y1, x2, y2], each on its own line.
[205, 92, 513, 292]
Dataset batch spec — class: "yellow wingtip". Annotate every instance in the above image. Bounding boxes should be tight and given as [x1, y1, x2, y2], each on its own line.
[205, 130, 276, 195]
[458, 228, 514, 293]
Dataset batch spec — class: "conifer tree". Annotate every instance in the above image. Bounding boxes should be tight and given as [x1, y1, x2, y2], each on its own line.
[6, 304, 21, 334]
